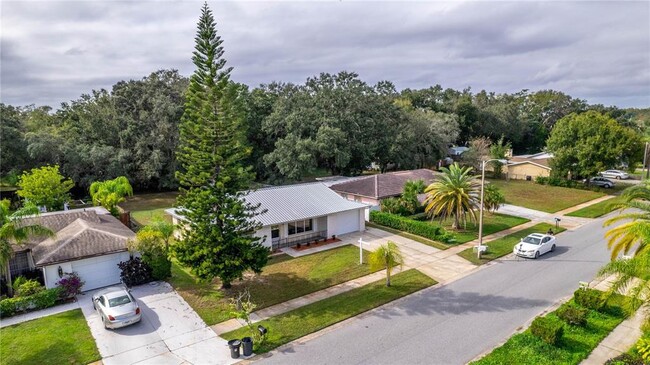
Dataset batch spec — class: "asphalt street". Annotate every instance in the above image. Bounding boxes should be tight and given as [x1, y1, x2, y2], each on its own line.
[258, 216, 615, 365]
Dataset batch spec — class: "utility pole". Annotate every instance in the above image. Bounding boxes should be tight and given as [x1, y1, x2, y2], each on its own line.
[645, 142, 649, 180]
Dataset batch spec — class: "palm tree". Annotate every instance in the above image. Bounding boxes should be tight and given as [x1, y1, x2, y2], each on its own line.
[0, 199, 53, 273]
[603, 182, 650, 259]
[424, 163, 480, 229]
[369, 241, 404, 287]
[89, 176, 133, 216]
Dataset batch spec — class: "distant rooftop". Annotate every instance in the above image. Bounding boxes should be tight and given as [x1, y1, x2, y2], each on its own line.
[329, 169, 438, 199]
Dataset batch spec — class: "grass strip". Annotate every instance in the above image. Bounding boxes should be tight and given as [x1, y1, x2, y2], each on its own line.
[441, 213, 530, 244]
[472, 294, 630, 365]
[366, 222, 450, 250]
[221, 269, 436, 353]
[170, 244, 380, 325]
[458, 223, 566, 265]
[566, 197, 624, 218]
[488, 179, 604, 213]
[0, 309, 100, 365]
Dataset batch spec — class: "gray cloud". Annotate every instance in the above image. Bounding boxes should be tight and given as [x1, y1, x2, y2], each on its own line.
[1, 1, 648, 108]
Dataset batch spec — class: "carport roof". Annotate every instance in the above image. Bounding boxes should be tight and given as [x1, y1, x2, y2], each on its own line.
[167, 183, 368, 227]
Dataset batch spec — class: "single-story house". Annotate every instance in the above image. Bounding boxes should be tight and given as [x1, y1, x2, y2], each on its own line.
[6, 207, 134, 291]
[505, 152, 553, 180]
[329, 169, 438, 210]
[166, 183, 368, 251]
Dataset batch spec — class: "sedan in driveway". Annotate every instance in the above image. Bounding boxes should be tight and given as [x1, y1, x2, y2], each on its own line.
[513, 233, 556, 259]
[92, 286, 141, 329]
[599, 169, 629, 180]
[584, 176, 615, 188]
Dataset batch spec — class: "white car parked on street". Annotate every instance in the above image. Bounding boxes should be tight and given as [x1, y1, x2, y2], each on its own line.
[513, 233, 557, 259]
[599, 170, 629, 180]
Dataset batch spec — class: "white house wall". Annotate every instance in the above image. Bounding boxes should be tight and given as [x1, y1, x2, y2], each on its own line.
[43, 252, 131, 291]
[255, 225, 272, 248]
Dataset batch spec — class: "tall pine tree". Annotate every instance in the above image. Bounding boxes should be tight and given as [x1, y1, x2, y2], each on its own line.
[174, 3, 268, 288]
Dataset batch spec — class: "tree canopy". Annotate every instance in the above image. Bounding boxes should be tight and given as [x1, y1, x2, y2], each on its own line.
[547, 111, 643, 179]
[17, 165, 74, 211]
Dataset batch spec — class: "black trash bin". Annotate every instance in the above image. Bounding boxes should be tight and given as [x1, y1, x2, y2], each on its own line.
[242, 337, 253, 356]
[228, 339, 241, 359]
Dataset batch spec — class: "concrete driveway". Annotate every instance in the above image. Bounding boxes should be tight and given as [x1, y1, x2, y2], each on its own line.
[79, 281, 236, 365]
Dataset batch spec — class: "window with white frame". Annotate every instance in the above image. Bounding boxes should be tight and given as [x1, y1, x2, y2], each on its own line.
[9, 251, 30, 278]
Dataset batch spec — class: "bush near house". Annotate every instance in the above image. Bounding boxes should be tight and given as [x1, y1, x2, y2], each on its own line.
[0, 288, 61, 318]
[369, 211, 455, 243]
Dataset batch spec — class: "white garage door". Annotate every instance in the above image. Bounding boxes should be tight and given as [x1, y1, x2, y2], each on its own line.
[329, 209, 361, 236]
[71, 253, 129, 291]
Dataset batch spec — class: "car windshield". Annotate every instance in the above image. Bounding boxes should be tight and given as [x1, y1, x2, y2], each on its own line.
[522, 236, 541, 245]
[108, 295, 132, 307]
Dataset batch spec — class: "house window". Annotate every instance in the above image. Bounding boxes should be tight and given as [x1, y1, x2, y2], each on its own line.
[287, 219, 314, 235]
[271, 226, 280, 239]
[9, 251, 30, 278]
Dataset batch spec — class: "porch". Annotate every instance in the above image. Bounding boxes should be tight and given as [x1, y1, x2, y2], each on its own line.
[271, 230, 328, 251]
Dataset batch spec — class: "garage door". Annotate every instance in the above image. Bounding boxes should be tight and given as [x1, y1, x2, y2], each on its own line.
[71, 253, 128, 291]
[330, 209, 361, 236]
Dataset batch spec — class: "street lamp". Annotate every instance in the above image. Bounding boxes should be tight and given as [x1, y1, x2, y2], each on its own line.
[477, 158, 509, 260]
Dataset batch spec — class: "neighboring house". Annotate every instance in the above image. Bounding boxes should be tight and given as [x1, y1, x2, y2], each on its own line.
[329, 169, 438, 210]
[6, 207, 134, 291]
[505, 152, 553, 180]
[448, 146, 469, 160]
[166, 183, 368, 251]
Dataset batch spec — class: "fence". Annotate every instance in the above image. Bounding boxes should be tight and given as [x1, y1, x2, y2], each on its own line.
[271, 230, 328, 251]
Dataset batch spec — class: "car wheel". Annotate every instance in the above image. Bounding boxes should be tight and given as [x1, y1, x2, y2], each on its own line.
[616, 176, 621, 179]
[551, 244, 556, 252]
[534, 251, 540, 259]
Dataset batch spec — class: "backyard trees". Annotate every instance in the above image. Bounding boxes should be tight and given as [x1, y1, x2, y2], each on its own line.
[17, 165, 74, 211]
[369, 241, 404, 287]
[128, 222, 173, 280]
[489, 136, 512, 178]
[173, 3, 268, 288]
[547, 111, 643, 179]
[424, 163, 480, 229]
[89, 176, 133, 216]
[483, 184, 505, 213]
[400, 179, 426, 215]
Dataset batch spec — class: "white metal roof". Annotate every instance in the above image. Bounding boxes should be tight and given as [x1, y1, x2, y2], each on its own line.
[165, 183, 368, 227]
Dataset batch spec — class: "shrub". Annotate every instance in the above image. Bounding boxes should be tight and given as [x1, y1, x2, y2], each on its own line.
[118, 257, 153, 287]
[556, 304, 588, 327]
[530, 316, 564, 345]
[636, 337, 650, 363]
[0, 288, 61, 318]
[605, 353, 645, 365]
[14, 279, 45, 297]
[370, 211, 455, 243]
[56, 272, 85, 299]
[11, 276, 27, 292]
[143, 254, 172, 281]
[574, 288, 606, 311]
[535, 176, 549, 185]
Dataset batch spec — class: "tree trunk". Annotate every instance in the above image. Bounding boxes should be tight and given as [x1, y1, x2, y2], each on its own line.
[386, 267, 391, 287]
[453, 215, 460, 230]
[221, 281, 232, 289]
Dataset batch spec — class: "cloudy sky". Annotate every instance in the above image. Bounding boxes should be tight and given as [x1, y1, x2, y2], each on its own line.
[1, 1, 649, 109]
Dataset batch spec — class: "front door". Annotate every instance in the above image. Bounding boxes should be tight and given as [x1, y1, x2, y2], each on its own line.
[271, 225, 280, 245]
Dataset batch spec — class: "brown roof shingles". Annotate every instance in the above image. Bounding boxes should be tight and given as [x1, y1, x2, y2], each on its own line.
[330, 169, 438, 199]
[20, 210, 134, 266]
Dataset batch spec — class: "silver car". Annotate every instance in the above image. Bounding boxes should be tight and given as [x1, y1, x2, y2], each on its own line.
[585, 176, 615, 188]
[599, 170, 629, 180]
[92, 287, 142, 329]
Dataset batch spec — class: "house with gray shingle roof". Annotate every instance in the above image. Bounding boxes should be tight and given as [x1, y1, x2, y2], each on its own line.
[7, 207, 134, 291]
[166, 183, 368, 251]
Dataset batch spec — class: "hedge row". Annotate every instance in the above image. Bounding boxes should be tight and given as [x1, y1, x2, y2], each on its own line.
[370, 211, 455, 243]
[0, 287, 62, 318]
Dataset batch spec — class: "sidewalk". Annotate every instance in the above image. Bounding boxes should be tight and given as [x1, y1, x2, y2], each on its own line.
[556, 195, 616, 216]
[0, 300, 80, 328]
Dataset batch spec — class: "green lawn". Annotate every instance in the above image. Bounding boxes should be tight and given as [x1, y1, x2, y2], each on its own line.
[0, 309, 100, 365]
[119, 191, 178, 226]
[566, 196, 625, 218]
[488, 180, 604, 213]
[458, 223, 566, 265]
[472, 294, 630, 365]
[221, 269, 436, 353]
[169, 245, 380, 325]
[366, 222, 449, 250]
[439, 213, 530, 244]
